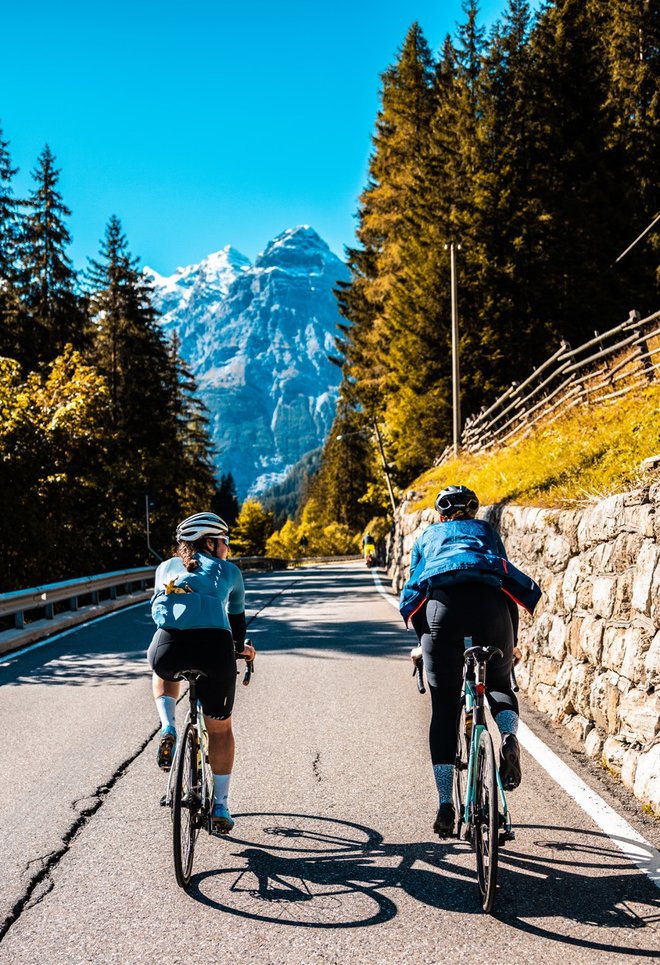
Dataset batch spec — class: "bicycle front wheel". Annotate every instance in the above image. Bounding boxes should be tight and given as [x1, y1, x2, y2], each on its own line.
[172, 722, 200, 888]
[474, 729, 499, 912]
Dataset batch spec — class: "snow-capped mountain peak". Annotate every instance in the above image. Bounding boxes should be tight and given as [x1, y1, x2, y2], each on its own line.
[149, 228, 350, 498]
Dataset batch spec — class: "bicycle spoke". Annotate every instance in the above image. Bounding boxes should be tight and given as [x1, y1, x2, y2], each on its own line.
[474, 730, 499, 913]
[172, 723, 200, 888]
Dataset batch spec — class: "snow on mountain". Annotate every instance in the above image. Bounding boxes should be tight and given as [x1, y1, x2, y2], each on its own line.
[146, 226, 350, 499]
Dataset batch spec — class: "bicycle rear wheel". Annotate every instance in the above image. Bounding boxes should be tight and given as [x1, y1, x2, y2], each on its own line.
[475, 729, 499, 912]
[172, 722, 200, 888]
[453, 699, 469, 840]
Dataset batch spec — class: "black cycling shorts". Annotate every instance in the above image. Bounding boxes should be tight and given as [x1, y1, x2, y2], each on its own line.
[147, 627, 237, 720]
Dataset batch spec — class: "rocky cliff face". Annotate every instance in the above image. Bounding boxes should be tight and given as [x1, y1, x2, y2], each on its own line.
[389, 484, 660, 815]
[145, 226, 349, 498]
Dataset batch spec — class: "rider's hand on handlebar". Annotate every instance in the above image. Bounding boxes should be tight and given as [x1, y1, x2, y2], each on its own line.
[410, 645, 423, 667]
[513, 646, 522, 666]
[236, 642, 256, 663]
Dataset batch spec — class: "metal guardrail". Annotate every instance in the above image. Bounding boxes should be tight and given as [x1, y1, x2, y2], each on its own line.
[1, 555, 362, 630]
[0, 567, 156, 630]
[435, 308, 660, 463]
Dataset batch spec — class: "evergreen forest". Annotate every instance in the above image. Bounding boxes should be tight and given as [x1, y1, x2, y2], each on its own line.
[1, 0, 658, 585]
[299, 0, 658, 541]
[0, 140, 222, 590]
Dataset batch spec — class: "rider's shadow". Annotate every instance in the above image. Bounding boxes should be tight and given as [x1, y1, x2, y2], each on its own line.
[188, 812, 660, 952]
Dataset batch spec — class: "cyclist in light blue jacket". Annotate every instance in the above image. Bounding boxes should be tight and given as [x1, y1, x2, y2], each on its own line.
[147, 512, 255, 833]
[400, 486, 541, 837]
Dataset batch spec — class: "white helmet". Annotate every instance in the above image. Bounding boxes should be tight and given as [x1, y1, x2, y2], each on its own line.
[175, 512, 229, 543]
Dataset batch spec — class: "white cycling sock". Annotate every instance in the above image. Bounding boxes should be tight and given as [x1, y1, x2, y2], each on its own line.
[155, 695, 176, 730]
[495, 710, 519, 736]
[433, 764, 455, 805]
[213, 773, 232, 808]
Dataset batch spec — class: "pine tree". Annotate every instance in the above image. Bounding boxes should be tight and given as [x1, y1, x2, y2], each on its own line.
[522, 0, 624, 343]
[212, 472, 240, 528]
[338, 23, 436, 424]
[87, 216, 213, 562]
[597, 0, 659, 304]
[0, 123, 22, 362]
[17, 145, 86, 367]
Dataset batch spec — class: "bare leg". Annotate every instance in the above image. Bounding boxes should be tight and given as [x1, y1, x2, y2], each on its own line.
[152, 671, 180, 700]
[205, 715, 235, 774]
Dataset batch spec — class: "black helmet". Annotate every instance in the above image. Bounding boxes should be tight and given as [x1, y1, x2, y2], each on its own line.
[434, 485, 479, 518]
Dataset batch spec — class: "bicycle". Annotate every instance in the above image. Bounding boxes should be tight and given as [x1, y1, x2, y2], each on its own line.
[414, 637, 514, 913]
[163, 648, 254, 888]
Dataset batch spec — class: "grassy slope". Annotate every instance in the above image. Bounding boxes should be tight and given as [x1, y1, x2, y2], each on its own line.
[406, 383, 660, 511]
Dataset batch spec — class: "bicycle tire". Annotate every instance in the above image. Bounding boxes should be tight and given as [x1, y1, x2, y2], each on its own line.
[172, 722, 200, 888]
[475, 729, 499, 912]
[453, 699, 469, 840]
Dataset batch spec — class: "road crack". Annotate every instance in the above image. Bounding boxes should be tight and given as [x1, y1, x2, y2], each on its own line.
[0, 727, 159, 943]
[313, 752, 322, 782]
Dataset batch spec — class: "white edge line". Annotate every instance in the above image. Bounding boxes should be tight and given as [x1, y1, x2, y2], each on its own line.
[518, 721, 660, 888]
[0, 600, 150, 665]
[370, 569, 660, 890]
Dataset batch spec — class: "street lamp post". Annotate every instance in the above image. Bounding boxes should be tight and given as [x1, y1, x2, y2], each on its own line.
[445, 242, 462, 456]
[371, 421, 397, 514]
[336, 423, 397, 515]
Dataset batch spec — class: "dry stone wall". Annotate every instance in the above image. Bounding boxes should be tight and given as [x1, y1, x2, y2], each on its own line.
[389, 483, 660, 815]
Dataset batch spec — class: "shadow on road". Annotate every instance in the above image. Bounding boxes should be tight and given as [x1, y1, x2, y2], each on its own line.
[0, 606, 153, 687]
[186, 812, 659, 953]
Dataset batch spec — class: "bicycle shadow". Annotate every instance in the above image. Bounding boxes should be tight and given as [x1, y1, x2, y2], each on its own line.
[185, 812, 659, 953]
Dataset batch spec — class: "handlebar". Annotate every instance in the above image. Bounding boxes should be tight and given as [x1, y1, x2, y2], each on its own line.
[412, 656, 426, 695]
[237, 637, 255, 687]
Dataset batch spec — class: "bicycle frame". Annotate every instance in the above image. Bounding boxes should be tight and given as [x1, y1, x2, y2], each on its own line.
[459, 656, 512, 841]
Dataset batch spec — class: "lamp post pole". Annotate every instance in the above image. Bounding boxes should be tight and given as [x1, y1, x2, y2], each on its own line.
[336, 424, 397, 515]
[371, 420, 397, 514]
[446, 242, 462, 456]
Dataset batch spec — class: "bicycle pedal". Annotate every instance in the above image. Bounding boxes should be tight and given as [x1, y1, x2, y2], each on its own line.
[159, 794, 169, 807]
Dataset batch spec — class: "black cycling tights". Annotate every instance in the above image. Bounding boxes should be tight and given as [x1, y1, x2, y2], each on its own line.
[414, 583, 519, 766]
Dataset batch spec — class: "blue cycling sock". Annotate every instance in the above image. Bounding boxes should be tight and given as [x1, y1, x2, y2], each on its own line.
[155, 695, 176, 730]
[495, 710, 519, 736]
[433, 764, 454, 805]
[213, 773, 232, 809]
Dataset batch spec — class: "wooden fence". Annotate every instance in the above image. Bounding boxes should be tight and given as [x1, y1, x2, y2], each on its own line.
[436, 307, 660, 463]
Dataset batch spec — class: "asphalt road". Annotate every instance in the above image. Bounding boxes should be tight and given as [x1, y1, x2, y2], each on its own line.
[0, 562, 658, 964]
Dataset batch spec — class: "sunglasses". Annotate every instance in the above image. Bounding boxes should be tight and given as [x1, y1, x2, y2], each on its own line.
[437, 496, 478, 513]
[218, 536, 230, 545]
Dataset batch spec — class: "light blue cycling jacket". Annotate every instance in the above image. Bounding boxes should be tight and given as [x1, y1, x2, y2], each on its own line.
[151, 551, 245, 632]
[399, 518, 541, 625]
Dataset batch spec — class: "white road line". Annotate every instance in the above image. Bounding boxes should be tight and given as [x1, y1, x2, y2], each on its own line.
[372, 568, 401, 610]
[370, 568, 660, 890]
[518, 721, 660, 888]
[0, 601, 149, 665]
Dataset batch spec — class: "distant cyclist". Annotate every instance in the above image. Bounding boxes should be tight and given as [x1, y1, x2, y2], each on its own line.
[147, 512, 255, 834]
[400, 486, 541, 837]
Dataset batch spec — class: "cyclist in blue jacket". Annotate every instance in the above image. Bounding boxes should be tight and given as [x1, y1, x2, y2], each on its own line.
[147, 512, 255, 834]
[400, 486, 541, 837]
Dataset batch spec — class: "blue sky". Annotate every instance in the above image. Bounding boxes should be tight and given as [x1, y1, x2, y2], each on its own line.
[2, 0, 529, 274]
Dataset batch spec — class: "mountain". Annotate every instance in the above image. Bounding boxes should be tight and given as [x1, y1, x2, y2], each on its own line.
[145, 226, 350, 499]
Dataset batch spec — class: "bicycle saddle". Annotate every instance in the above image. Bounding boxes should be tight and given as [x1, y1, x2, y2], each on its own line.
[173, 668, 208, 681]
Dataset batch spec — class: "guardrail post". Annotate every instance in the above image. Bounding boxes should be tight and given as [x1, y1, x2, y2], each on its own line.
[15, 611, 24, 629]
[91, 591, 99, 605]
[70, 596, 78, 612]
[109, 586, 117, 600]
[45, 603, 54, 619]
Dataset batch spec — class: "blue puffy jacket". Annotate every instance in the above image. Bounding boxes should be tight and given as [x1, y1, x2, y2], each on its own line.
[399, 517, 541, 625]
